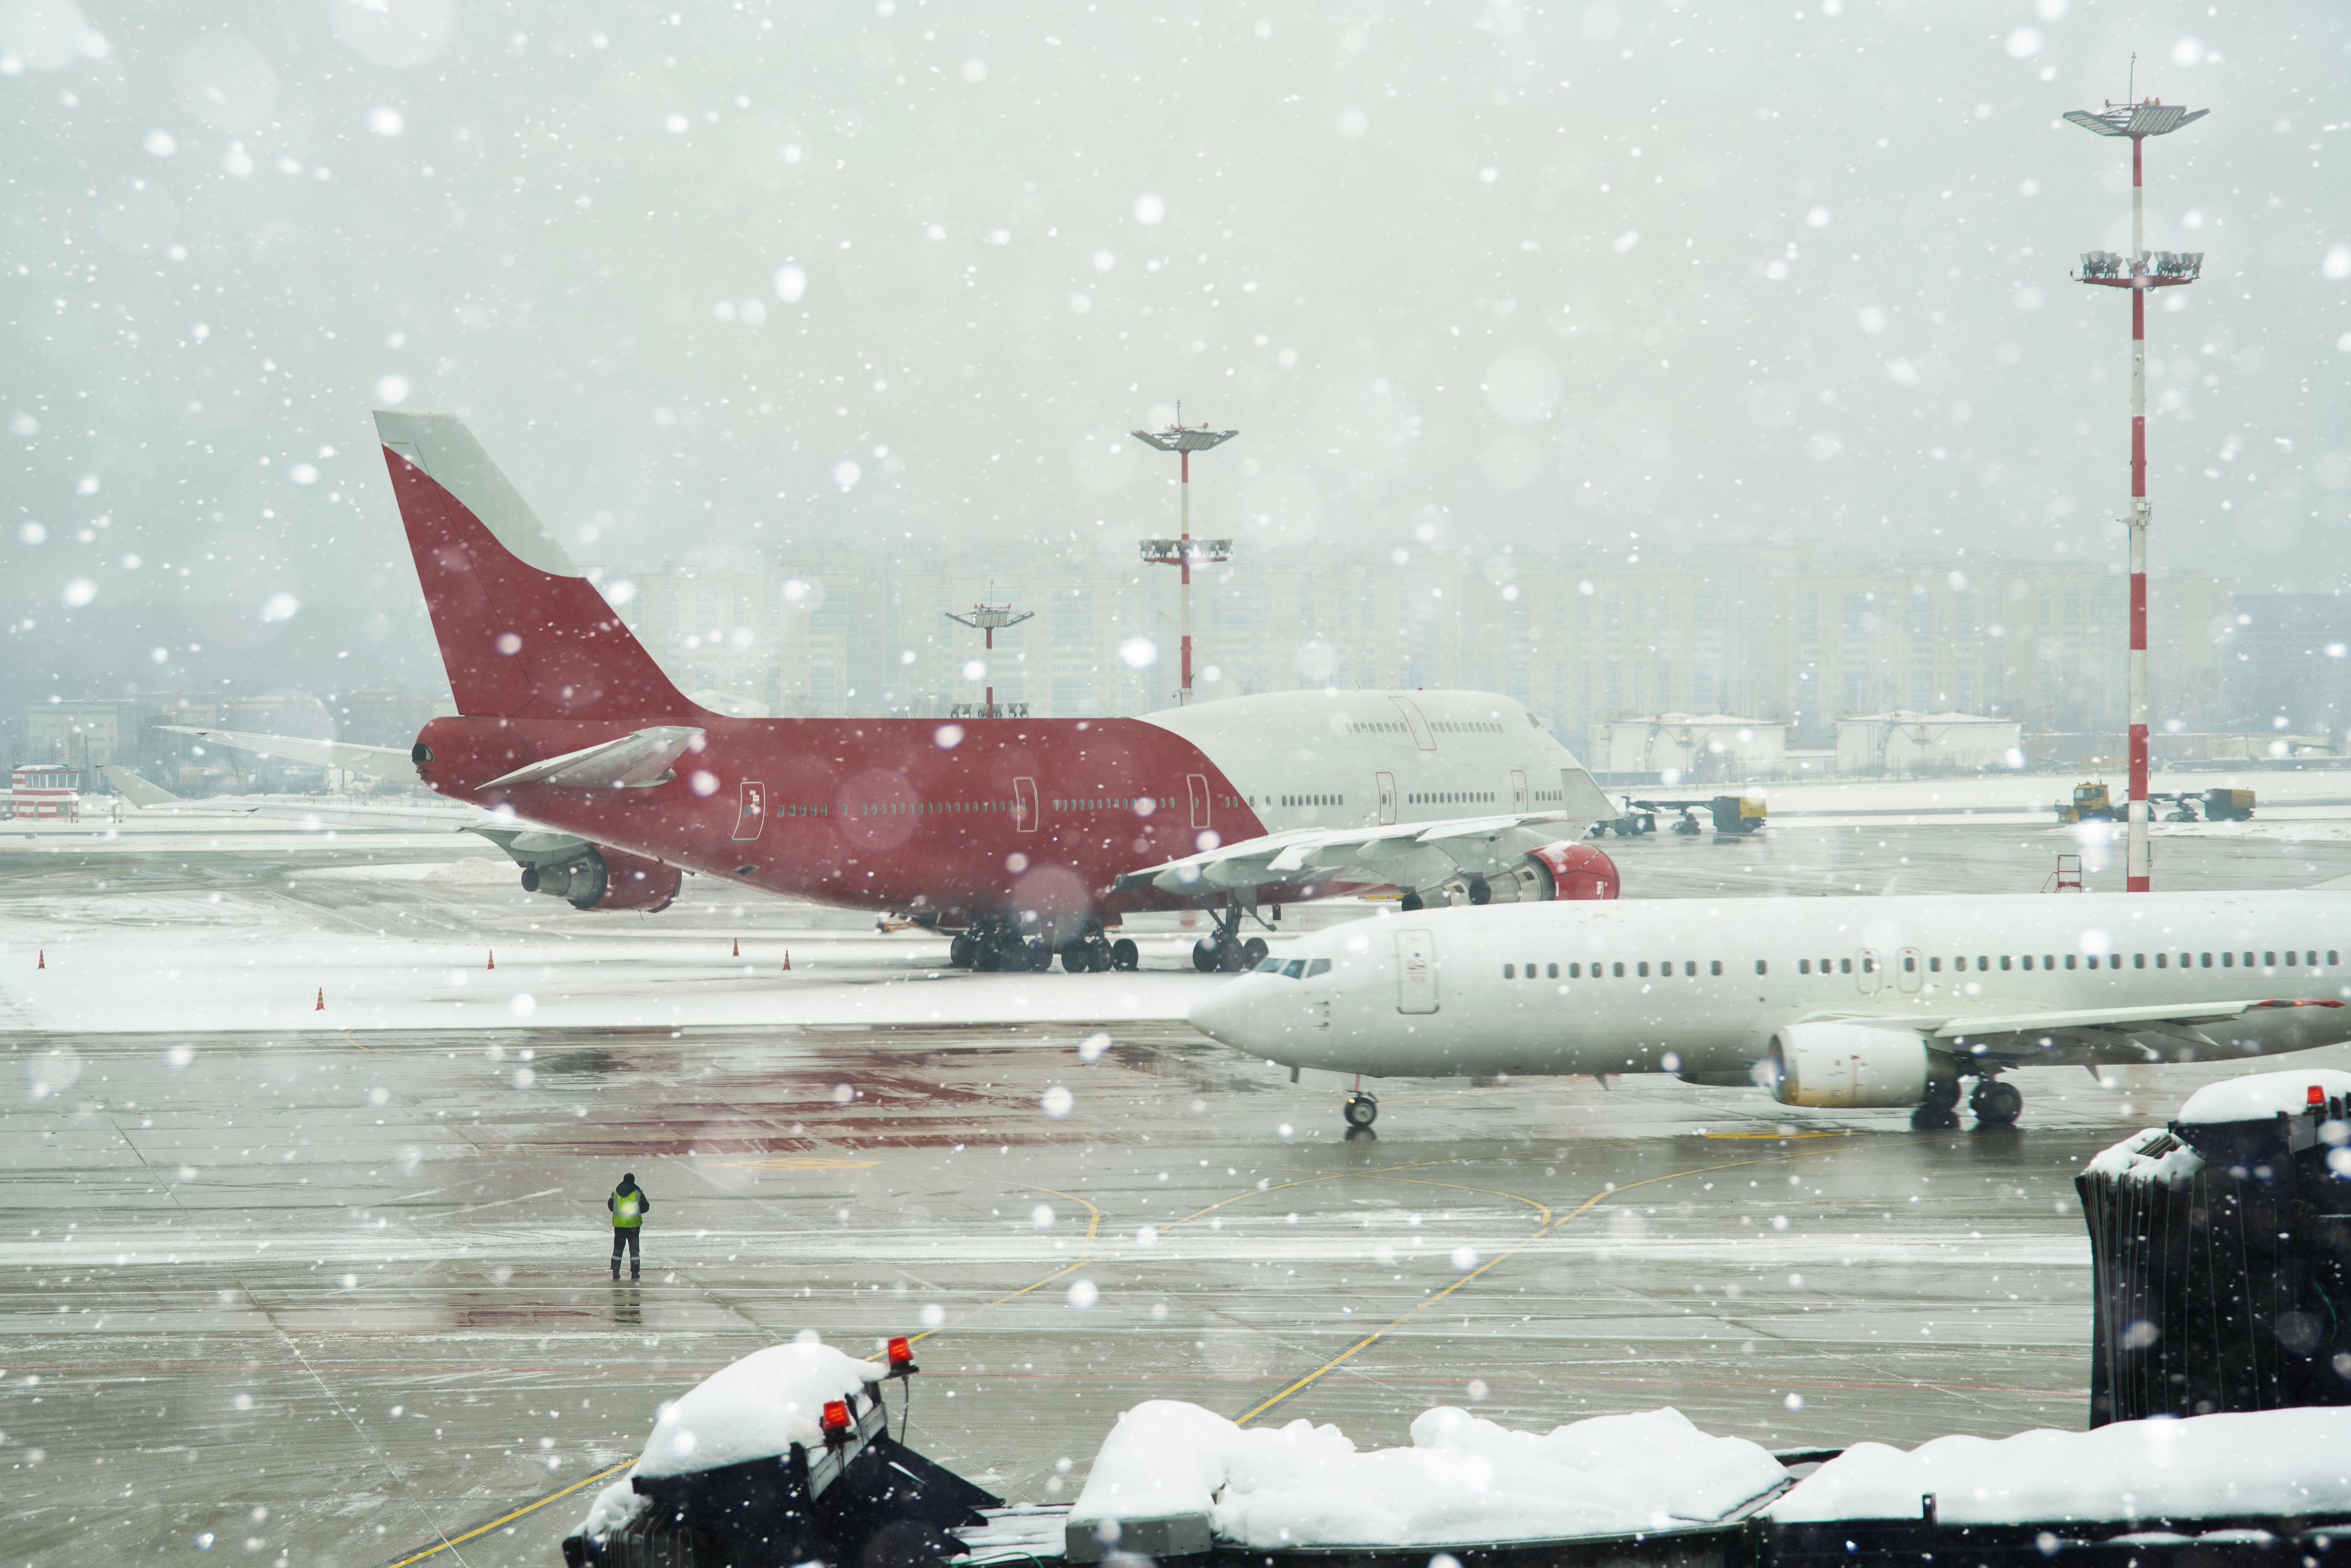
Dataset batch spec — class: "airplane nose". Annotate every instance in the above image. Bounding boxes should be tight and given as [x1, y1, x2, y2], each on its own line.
[1187, 976, 1267, 1049]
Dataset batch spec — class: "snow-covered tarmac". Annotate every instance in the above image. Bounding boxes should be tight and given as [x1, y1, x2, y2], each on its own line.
[7, 791, 2351, 1565]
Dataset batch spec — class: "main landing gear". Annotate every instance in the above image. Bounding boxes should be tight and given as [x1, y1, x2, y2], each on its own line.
[1055, 922, 1139, 974]
[1192, 897, 1269, 973]
[1910, 1068, 2022, 1130]
[947, 919, 1050, 973]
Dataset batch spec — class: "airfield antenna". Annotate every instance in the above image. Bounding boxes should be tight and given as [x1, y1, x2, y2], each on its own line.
[2065, 85, 2207, 893]
[1133, 417, 1239, 706]
[944, 599, 1034, 719]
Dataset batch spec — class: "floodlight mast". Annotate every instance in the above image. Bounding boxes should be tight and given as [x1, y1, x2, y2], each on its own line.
[944, 601, 1034, 719]
[1134, 417, 1239, 706]
[2066, 87, 2207, 894]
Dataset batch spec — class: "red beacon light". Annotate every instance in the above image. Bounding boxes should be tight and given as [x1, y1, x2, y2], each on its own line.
[887, 1336, 919, 1378]
[2311, 1084, 2327, 1110]
[820, 1398, 853, 1443]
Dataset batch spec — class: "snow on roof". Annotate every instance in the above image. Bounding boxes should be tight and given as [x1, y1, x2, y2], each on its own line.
[632, 1338, 884, 1481]
[2083, 1127, 2205, 1188]
[2177, 1068, 2351, 1127]
[1069, 1400, 1788, 1548]
[1771, 1408, 2351, 1526]
[576, 1479, 647, 1542]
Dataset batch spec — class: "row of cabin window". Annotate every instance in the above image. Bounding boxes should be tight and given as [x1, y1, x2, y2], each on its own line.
[1051, 797, 1152, 811]
[1277, 793, 1344, 807]
[1505, 960, 1726, 979]
[1410, 791, 1497, 806]
[858, 800, 1011, 816]
[1498, 949, 2347, 983]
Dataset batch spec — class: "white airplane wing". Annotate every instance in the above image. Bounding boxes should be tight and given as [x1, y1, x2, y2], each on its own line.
[1836, 998, 2330, 1067]
[1113, 812, 1583, 897]
[154, 725, 418, 782]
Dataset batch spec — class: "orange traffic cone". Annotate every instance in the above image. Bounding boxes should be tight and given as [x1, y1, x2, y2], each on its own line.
[37, 949, 45, 970]
[487, 949, 495, 971]
[732, 938, 740, 957]
[314, 987, 325, 1012]
[782, 950, 792, 972]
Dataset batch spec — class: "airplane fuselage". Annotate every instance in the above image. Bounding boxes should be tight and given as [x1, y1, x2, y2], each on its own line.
[1189, 892, 2351, 1078]
[415, 689, 1593, 925]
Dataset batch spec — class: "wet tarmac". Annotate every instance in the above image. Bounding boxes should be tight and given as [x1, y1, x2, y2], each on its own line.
[6, 814, 2351, 1566]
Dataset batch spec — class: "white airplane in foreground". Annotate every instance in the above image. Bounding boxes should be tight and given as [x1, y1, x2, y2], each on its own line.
[1186, 892, 2351, 1131]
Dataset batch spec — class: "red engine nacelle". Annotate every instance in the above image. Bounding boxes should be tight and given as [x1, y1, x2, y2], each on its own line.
[1526, 841, 1620, 901]
[519, 844, 682, 913]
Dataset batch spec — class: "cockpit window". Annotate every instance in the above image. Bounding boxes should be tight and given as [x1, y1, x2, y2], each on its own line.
[1281, 960, 1306, 979]
[1255, 956, 1284, 974]
[1305, 958, 1331, 978]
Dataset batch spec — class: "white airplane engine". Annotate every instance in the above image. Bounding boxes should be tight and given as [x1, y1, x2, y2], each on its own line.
[1768, 1022, 1931, 1108]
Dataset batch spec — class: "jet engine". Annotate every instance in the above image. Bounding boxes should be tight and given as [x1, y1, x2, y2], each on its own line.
[519, 844, 681, 912]
[1432, 843, 1620, 907]
[1767, 1022, 1931, 1108]
[474, 825, 683, 913]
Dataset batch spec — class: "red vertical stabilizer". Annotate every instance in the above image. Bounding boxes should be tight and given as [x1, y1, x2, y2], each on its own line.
[375, 411, 703, 721]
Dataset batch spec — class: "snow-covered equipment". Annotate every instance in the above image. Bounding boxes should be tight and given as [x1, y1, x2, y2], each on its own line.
[1767, 1407, 2351, 1560]
[1061, 1401, 1793, 1561]
[562, 1339, 1000, 1568]
[2076, 1070, 2351, 1425]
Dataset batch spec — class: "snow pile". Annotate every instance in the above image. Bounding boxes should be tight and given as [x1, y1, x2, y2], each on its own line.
[634, 1339, 884, 1481]
[577, 1479, 647, 1541]
[1772, 1409, 2351, 1526]
[2082, 1127, 2205, 1188]
[1070, 1401, 1789, 1548]
[2177, 1069, 2351, 1128]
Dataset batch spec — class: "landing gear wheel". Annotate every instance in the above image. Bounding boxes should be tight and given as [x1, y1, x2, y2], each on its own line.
[1970, 1077, 2023, 1127]
[1912, 1069, 1962, 1129]
[1193, 938, 1221, 973]
[1058, 943, 1090, 974]
[1217, 939, 1249, 973]
[1242, 937, 1270, 968]
[1400, 891, 1425, 912]
[1111, 938, 1139, 972]
[1343, 1092, 1378, 1129]
[949, 933, 977, 970]
[974, 943, 1001, 973]
[1024, 938, 1054, 972]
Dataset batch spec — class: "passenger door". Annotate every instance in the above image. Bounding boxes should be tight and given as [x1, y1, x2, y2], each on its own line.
[1375, 771, 1398, 826]
[1014, 776, 1039, 833]
[1396, 928, 1439, 1013]
[1510, 769, 1530, 812]
[1854, 948, 1882, 996]
[1896, 947, 1923, 994]
[731, 780, 767, 842]
[1388, 696, 1436, 751]
[1188, 773, 1211, 830]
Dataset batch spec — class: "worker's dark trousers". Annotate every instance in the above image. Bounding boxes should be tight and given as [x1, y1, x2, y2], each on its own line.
[610, 1228, 640, 1279]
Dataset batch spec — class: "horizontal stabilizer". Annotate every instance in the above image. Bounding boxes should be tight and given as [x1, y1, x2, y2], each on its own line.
[480, 726, 705, 791]
[99, 764, 182, 807]
[154, 726, 418, 782]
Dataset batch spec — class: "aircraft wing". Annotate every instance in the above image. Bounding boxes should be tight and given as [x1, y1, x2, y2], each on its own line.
[155, 725, 418, 782]
[1112, 812, 1584, 897]
[1835, 998, 2335, 1068]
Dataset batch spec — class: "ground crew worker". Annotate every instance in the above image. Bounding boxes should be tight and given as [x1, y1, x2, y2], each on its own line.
[608, 1172, 648, 1280]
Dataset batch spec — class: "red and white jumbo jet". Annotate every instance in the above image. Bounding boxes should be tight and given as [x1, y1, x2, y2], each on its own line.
[216, 411, 1625, 973]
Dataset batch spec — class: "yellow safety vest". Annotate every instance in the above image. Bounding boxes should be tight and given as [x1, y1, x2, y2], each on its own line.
[612, 1191, 642, 1228]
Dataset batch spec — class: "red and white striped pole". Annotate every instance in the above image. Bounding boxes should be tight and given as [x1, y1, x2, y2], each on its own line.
[1179, 447, 1193, 705]
[2126, 132, 2151, 893]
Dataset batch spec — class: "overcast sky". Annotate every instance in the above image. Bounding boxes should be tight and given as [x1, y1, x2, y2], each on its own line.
[2, 0, 2345, 708]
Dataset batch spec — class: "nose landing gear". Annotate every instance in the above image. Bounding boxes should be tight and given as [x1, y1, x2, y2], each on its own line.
[1343, 1091, 1378, 1129]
